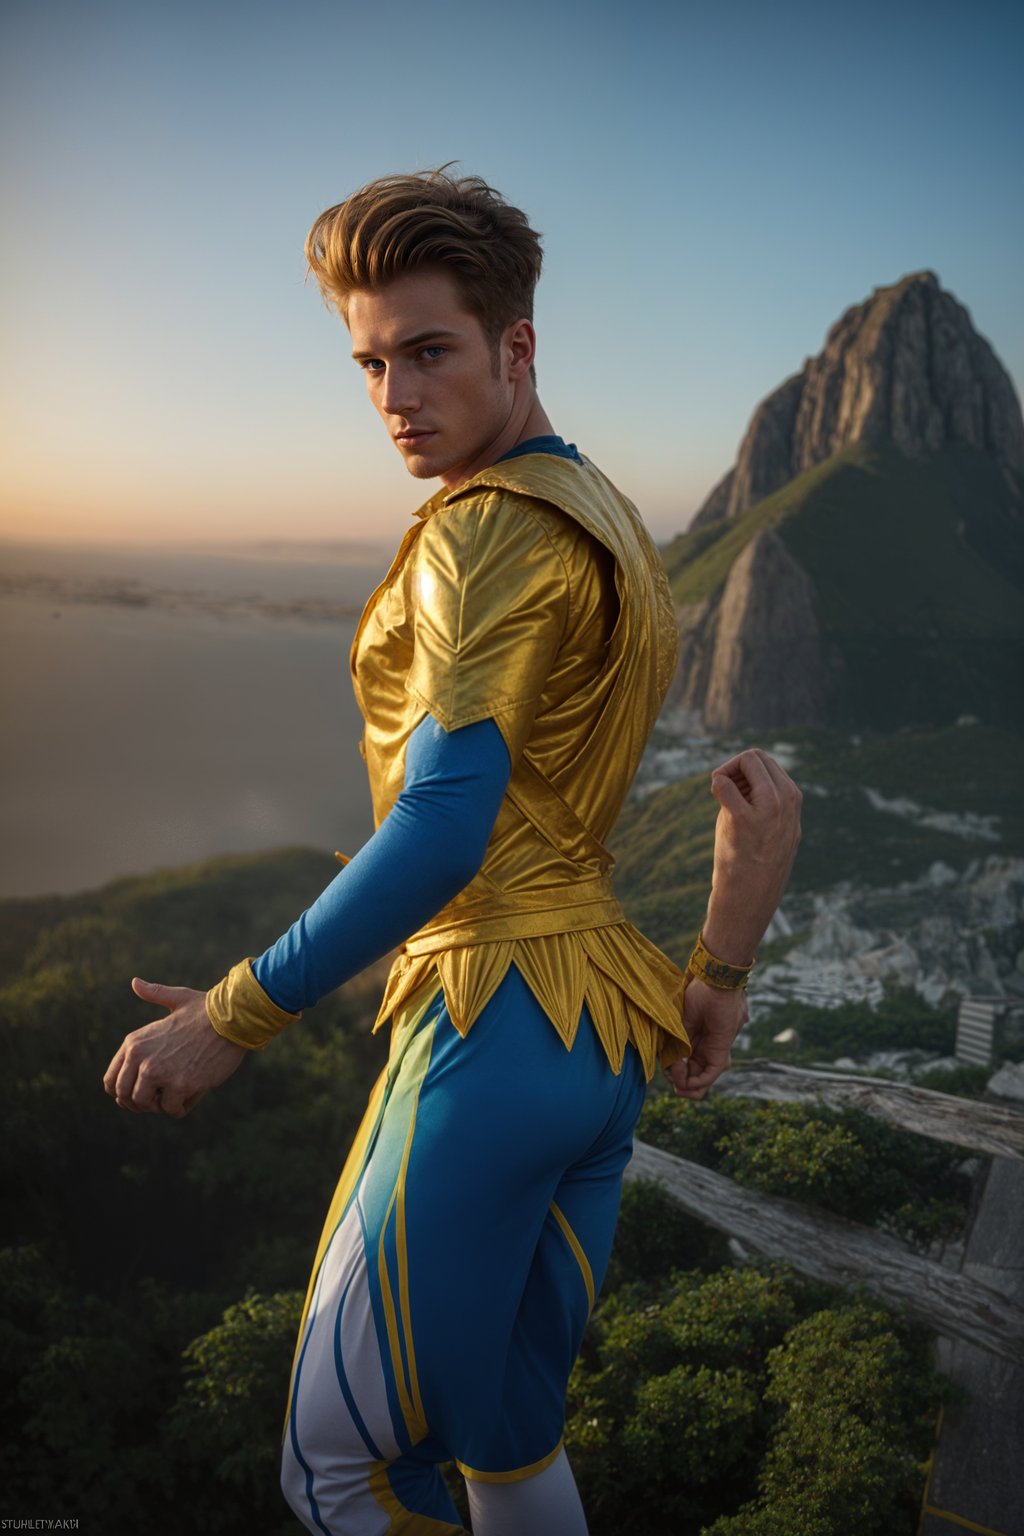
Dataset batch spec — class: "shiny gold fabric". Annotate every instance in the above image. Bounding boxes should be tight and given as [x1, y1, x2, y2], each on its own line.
[352, 453, 691, 1080]
[207, 957, 299, 1050]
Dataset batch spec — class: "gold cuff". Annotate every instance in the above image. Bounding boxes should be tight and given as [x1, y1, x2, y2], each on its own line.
[206, 959, 301, 1051]
[686, 930, 754, 991]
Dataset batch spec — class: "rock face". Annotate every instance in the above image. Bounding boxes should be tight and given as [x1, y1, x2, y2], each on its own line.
[672, 530, 829, 730]
[691, 271, 1024, 528]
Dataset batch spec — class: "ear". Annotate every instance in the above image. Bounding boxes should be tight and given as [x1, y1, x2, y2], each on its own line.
[504, 318, 537, 383]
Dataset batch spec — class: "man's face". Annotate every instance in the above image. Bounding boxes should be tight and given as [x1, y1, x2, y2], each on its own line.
[347, 268, 522, 489]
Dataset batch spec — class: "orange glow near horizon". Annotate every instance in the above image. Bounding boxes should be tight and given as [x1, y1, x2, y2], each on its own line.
[0, 488, 416, 549]
[0, 444, 422, 548]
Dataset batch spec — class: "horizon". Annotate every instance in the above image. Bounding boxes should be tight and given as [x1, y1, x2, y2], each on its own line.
[0, 531, 396, 555]
[2, 0, 1022, 548]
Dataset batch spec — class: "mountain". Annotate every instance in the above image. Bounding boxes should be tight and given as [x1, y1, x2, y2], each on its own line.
[664, 274, 1024, 731]
[690, 271, 1024, 529]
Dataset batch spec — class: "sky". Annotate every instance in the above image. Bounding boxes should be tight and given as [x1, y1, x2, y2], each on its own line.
[1, 0, 1022, 548]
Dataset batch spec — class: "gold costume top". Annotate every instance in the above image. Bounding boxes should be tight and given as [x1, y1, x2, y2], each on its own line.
[209, 452, 691, 1080]
[360, 450, 690, 1080]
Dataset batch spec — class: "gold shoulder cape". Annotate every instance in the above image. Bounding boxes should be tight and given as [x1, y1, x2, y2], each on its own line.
[351, 452, 691, 1081]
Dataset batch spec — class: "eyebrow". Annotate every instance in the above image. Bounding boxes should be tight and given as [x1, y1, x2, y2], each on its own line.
[351, 329, 459, 360]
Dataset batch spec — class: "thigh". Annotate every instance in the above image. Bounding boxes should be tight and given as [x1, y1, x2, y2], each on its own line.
[464, 1012, 645, 1482]
[393, 966, 646, 1479]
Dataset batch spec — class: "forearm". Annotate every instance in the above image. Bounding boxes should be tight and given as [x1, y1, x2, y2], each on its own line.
[701, 858, 785, 966]
[697, 748, 803, 967]
[253, 717, 508, 1009]
[210, 714, 511, 1043]
[668, 749, 801, 1101]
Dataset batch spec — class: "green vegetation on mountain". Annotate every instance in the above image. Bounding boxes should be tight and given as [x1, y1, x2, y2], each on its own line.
[1, 849, 388, 1532]
[661, 441, 1024, 729]
[610, 720, 1024, 956]
[0, 845, 347, 990]
[2, 849, 954, 1534]
[790, 721, 1024, 885]
[738, 986, 956, 1065]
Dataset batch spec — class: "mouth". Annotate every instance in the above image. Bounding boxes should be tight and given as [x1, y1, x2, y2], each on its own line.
[394, 429, 436, 448]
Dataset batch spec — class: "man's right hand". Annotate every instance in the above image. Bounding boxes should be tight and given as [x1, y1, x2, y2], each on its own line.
[666, 978, 748, 1100]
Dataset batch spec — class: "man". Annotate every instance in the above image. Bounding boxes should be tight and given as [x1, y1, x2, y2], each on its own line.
[103, 170, 801, 1535]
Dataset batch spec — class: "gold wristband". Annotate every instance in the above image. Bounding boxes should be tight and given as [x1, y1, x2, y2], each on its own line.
[686, 930, 754, 991]
[206, 958, 301, 1051]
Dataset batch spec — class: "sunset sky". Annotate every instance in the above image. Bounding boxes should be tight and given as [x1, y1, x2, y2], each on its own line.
[2, 0, 1022, 547]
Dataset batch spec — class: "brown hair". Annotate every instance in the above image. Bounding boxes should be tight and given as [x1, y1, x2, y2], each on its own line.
[304, 167, 544, 354]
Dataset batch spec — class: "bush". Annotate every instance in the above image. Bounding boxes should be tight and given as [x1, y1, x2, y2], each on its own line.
[911, 1061, 992, 1098]
[0, 1245, 218, 1531]
[566, 1265, 799, 1532]
[639, 1093, 969, 1248]
[601, 1175, 729, 1296]
[702, 1303, 943, 1535]
[167, 1288, 303, 1530]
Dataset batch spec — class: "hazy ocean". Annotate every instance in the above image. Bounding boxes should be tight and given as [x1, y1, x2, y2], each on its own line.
[0, 539, 395, 899]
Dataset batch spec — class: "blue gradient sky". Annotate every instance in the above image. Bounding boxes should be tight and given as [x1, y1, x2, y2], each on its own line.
[2, 0, 1021, 545]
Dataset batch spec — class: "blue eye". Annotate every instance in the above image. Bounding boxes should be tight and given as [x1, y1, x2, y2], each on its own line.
[422, 346, 445, 360]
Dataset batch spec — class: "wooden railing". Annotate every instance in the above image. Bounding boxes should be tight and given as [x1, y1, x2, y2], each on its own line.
[626, 1062, 1024, 1365]
[712, 1059, 1024, 1160]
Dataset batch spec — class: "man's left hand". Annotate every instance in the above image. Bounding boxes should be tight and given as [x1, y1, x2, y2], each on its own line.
[102, 978, 247, 1117]
[666, 978, 748, 1101]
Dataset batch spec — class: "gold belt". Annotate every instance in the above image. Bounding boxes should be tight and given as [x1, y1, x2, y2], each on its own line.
[402, 876, 625, 954]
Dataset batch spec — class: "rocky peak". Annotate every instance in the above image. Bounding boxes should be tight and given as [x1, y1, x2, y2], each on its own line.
[691, 271, 1024, 528]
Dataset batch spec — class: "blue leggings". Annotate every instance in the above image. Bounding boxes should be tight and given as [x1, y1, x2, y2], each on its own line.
[281, 968, 646, 1534]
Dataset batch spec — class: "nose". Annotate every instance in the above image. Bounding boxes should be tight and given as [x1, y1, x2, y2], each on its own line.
[379, 362, 420, 418]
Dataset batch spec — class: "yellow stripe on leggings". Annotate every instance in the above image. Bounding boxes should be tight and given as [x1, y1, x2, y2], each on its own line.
[456, 1437, 565, 1484]
[550, 1200, 595, 1314]
[366, 1460, 467, 1533]
[395, 1086, 427, 1433]
[283, 1064, 389, 1435]
[377, 1005, 437, 1444]
[378, 1174, 419, 1436]
[921, 1505, 1011, 1536]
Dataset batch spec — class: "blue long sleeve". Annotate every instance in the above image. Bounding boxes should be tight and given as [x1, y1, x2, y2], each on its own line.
[251, 714, 511, 1013]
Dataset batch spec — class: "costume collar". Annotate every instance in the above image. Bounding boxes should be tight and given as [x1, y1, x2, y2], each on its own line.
[410, 452, 590, 523]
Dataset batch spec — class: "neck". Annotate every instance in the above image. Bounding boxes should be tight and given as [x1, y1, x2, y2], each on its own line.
[511, 393, 556, 446]
[440, 391, 555, 489]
